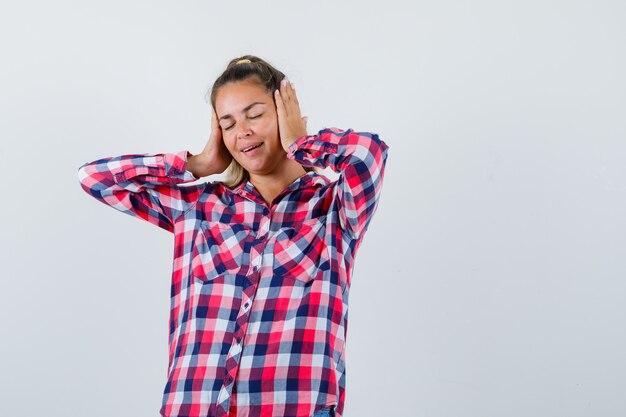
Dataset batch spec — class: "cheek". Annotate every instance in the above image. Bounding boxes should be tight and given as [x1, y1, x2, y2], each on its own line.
[223, 135, 237, 152]
[263, 118, 279, 138]
[262, 112, 278, 128]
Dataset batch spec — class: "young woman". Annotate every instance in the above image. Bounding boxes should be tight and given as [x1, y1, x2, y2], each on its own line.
[77, 55, 389, 417]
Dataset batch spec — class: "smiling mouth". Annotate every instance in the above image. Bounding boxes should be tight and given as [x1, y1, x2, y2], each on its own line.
[242, 143, 263, 152]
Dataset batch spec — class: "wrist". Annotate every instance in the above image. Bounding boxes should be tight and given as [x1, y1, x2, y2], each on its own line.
[186, 153, 204, 177]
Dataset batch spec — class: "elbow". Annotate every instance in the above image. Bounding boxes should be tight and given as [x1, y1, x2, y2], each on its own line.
[77, 163, 89, 188]
[370, 132, 390, 166]
[77, 162, 105, 197]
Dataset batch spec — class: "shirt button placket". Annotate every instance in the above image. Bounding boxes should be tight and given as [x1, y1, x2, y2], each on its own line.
[253, 217, 270, 269]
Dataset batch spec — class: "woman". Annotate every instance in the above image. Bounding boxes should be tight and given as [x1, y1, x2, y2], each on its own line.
[77, 55, 389, 417]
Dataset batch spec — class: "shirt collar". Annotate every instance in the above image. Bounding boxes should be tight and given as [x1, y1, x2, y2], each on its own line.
[232, 170, 330, 198]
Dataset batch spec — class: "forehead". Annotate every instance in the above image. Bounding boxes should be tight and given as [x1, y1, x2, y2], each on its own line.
[215, 80, 272, 117]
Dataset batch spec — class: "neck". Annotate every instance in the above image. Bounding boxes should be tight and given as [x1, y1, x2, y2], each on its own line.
[249, 160, 307, 205]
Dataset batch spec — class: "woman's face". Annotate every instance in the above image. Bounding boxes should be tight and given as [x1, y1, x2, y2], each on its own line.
[215, 78, 286, 176]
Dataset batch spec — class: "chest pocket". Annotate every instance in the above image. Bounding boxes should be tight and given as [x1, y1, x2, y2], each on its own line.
[191, 221, 257, 283]
[272, 216, 327, 284]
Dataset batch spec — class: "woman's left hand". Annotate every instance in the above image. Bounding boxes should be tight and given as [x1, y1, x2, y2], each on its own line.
[275, 78, 308, 152]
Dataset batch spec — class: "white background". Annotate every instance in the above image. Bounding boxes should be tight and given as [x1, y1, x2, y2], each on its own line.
[1, 1, 625, 416]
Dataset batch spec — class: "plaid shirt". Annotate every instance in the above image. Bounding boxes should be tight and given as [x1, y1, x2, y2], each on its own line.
[77, 127, 389, 417]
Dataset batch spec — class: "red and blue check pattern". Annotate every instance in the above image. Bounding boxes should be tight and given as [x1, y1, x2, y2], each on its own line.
[77, 127, 389, 417]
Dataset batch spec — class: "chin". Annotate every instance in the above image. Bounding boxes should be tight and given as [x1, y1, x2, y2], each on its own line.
[240, 155, 276, 170]
[246, 160, 281, 175]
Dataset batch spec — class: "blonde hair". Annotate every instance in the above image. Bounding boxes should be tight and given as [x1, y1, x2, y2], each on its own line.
[206, 55, 315, 189]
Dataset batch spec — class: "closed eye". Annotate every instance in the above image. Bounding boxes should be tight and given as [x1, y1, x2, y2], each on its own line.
[224, 114, 263, 131]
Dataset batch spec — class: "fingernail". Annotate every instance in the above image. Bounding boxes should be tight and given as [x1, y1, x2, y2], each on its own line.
[282, 79, 288, 86]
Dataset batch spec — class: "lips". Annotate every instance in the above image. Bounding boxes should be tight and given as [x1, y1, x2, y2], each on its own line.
[241, 142, 263, 152]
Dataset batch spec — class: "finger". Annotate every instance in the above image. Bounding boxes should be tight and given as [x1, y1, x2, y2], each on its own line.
[280, 79, 292, 106]
[214, 118, 221, 139]
[290, 83, 299, 105]
[212, 109, 224, 136]
[281, 80, 303, 119]
[282, 83, 299, 117]
[215, 113, 222, 135]
[211, 107, 219, 127]
[290, 88, 301, 114]
[286, 88, 302, 118]
[275, 89, 287, 133]
[274, 88, 284, 113]
[287, 82, 297, 106]
[287, 82, 302, 115]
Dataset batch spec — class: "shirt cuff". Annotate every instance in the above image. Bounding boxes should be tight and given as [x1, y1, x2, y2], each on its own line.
[287, 134, 312, 158]
[164, 150, 193, 175]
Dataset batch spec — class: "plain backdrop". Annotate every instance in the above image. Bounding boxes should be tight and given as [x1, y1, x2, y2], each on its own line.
[1, 1, 625, 416]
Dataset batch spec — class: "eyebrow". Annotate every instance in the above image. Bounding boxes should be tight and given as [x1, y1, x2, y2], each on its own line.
[219, 102, 265, 121]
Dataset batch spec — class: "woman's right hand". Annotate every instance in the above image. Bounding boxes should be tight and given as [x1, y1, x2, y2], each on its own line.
[187, 107, 232, 178]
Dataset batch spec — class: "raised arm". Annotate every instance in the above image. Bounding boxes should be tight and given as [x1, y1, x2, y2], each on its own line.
[78, 107, 233, 233]
[286, 127, 390, 240]
[77, 150, 207, 233]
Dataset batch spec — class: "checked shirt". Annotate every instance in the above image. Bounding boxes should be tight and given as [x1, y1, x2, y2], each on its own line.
[77, 127, 389, 417]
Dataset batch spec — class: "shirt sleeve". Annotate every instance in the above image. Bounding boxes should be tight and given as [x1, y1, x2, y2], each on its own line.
[286, 127, 390, 240]
[77, 150, 206, 233]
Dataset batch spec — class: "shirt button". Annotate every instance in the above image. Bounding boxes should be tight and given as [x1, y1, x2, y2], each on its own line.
[227, 376, 233, 383]
[258, 234, 266, 241]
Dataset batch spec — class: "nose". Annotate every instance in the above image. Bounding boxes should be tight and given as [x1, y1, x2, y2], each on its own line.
[235, 120, 252, 139]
